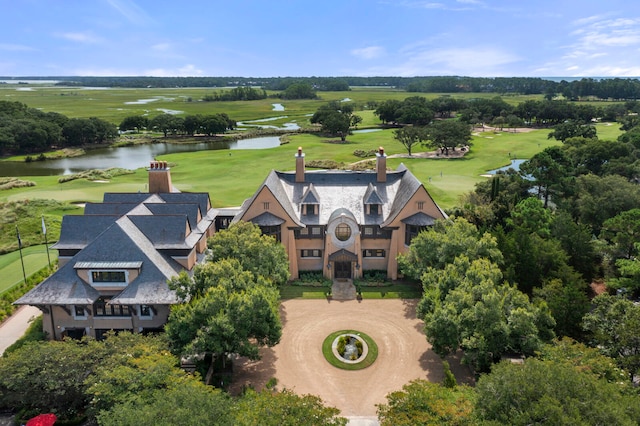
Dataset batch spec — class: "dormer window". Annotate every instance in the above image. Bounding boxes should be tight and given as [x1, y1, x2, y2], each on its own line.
[302, 204, 317, 216]
[300, 184, 320, 216]
[363, 183, 383, 216]
[92, 271, 126, 283]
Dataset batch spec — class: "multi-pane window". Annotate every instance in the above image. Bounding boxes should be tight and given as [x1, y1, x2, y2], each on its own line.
[363, 249, 386, 257]
[335, 223, 352, 241]
[361, 226, 391, 239]
[91, 271, 126, 283]
[296, 226, 324, 239]
[94, 297, 130, 317]
[260, 225, 281, 242]
[405, 224, 426, 246]
[301, 249, 322, 258]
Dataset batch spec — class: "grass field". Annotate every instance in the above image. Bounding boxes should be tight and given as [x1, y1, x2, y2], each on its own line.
[0, 85, 547, 126]
[0, 244, 57, 295]
[0, 122, 623, 211]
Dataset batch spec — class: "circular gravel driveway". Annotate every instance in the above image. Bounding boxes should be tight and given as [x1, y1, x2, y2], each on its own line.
[231, 299, 473, 417]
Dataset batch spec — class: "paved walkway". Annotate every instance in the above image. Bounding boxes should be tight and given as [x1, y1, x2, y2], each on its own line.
[0, 305, 42, 355]
[331, 279, 357, 300]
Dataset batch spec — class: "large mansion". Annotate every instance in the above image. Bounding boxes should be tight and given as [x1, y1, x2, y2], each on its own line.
[16, 148, 446, 340]
[234, 147, 446, 281]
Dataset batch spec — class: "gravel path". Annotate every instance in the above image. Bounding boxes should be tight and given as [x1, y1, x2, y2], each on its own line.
[231, 299, 473, 417]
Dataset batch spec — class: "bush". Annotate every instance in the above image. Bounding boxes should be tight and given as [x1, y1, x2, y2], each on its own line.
[0, 265, 55, 323]
[0, 178, 36, 191]
[296, 271, 331, 287]
[353, 149, 377, 158]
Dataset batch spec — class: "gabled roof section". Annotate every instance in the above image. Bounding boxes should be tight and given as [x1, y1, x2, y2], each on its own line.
[52, 215, 118, 250]
[84, 202, 139, 216]
[157, 193, 211, 220]
[301, 183, 320, 204]
[16, 217, 182, 306]
[144, 203, 200, 229]
[250, 212, 285, 226]
[402, 212, 437, 226]
[15, 263, 100, 305]
[363, 183, 383, 205]
[381, 164, 423, 227]
[103, 192, 155, 204]
[233, 170, 304, 227]
[127, 215, 191, 248]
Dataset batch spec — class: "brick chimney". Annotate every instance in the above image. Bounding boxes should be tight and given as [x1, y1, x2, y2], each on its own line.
[376, 147, 387, 183]
[295, 146, 305, 183]
[148, 161, 174, 193]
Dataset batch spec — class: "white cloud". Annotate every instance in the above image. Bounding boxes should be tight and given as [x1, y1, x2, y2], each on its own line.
[0, 43, 35, 51]
[351, 46, 385, 60]
[401, 46, 521, 76]
[151, 43, 172, 51]
[105, 0, 153, 25]
[557, 15, 640, 76]
[55, 32, 102, 44]
[145, 64, 204, 77]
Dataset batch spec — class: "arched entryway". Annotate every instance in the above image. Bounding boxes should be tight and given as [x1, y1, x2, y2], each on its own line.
[329, 249, 358, 280]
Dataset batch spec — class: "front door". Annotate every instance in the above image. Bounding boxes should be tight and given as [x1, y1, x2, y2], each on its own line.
[334, 261, 351, 279]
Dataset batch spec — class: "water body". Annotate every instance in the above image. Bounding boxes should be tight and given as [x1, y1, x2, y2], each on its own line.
[0, 136, 282, 177]
[352, 128, 382, 134]
[486, 159, 526, 175]
[272, 103, 285, 111]
[237, 116, 300, 130]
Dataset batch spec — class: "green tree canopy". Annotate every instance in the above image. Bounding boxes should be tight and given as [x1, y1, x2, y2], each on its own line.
[207, 221, 290, 287]
[423, 119, 472, 155]
[376, 379, 475, 426]
[398, 217, 503, 281]
[393, 126, 427, 156]
[232, 389, 347, 426]
[548, 119, 597, 141]
[310, 101, 361, 141]
[419, 256, 555, 371]
[582, 294, 640, 380]
[97, 377, 233, 426]
[475, 358, 640, 425]
[166, 259, 282, 383]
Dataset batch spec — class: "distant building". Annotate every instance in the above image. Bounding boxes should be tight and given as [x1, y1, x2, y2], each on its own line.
[233, 147, 446, 280]
[15, 161, 217, 340]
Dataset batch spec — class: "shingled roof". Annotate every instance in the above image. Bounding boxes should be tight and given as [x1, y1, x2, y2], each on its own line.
[16, 218, 182, 306]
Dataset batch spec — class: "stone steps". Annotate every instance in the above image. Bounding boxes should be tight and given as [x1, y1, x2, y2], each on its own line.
[331, 279, 357, 300]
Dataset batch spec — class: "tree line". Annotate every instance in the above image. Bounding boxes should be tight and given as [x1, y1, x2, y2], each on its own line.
[375, 96, 640, 129]
[119, 112, 236, 137]
[15, 75, 637, 99]
[0, 100, 118, 155]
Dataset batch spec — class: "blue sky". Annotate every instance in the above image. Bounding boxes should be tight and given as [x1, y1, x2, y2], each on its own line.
[2, 0, 640, 77]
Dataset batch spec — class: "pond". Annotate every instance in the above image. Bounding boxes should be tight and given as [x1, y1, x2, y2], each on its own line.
[0, 136, 282, 177]
[486, 159, 526, 175]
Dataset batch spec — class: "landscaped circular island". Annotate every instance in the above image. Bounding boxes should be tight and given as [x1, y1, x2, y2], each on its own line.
[322, 330, 378, 370]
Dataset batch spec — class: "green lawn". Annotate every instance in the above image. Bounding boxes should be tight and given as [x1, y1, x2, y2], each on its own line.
[1, 122, 623, 211]
[0, 244, 57, 294]
[280, 282, 422, 300]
